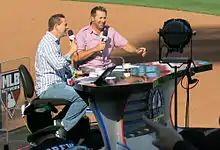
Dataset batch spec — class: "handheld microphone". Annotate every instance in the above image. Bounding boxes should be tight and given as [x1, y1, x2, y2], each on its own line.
[68, 29, 79, 57]
[68, 29, 75, 42]
[99, 26, 108, 56]
[100, 26, 108, 42]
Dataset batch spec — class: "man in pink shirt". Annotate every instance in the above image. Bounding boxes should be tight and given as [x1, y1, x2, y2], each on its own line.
[75, 6, 147, 68]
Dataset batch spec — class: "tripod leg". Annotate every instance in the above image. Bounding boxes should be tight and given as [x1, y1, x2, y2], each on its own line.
[174, 66, 178, 130]
[185, 60, 193, 127]
[185, 81, 190, 127]
[4, 145, 9, 150]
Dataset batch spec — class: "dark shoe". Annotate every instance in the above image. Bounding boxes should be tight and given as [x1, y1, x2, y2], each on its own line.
[54, 119, 67, 140]
[66, 116, 91, 145]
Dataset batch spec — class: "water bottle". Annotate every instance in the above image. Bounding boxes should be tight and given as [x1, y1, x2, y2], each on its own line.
[64, 65, 75, 86]
[66, 77, 73, 86]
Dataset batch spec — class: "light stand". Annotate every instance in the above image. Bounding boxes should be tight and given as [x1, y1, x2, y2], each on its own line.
[158, 18, 196, 130]
[183, 59, 198, 127]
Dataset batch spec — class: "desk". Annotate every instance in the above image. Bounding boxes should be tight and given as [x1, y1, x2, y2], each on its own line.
[74, 60, 212, 150]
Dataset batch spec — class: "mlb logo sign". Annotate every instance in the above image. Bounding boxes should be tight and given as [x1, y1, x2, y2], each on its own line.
[0, 70, 20, 118]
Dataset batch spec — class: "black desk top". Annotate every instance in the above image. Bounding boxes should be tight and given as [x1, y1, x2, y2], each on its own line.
[75, 60, 212, 94]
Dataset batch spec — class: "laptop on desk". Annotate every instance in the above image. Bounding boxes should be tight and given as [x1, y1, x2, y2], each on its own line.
[77, 65, 116, 85]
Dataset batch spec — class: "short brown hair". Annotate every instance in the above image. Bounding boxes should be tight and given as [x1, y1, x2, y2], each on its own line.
[48, 14, 65, 31]
[90, 6, 107, 17]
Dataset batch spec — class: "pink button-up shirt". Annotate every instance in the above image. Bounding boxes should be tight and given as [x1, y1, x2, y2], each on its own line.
[76, 25, 128, 68]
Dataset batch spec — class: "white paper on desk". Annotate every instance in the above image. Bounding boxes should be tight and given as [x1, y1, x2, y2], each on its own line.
[89, 72, 98, 77]
[75, 77, 95, 83]
[77, 77, 95, 85]
[78, 81, 94, 85]
[116, 65, 140, 69]
[106, 76, 116, 80]
[114, 68, 125, 72]
[77, 76, 116, 85]
[75, 76, 89, 81]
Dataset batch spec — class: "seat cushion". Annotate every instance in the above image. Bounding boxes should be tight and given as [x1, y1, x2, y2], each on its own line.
[23, 98, 72, 115]
[31, 97, 71, 107]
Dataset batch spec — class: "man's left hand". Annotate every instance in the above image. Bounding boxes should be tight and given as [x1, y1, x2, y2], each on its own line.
[136, 47, 147, 57]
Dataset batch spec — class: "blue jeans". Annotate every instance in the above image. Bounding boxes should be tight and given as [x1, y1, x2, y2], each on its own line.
[39, 82, 87, 131]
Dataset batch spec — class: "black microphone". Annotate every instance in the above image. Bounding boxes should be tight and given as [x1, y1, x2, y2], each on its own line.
[68, 29, 75, 42]
[99, 26, 108, 56]
[187, 70, 198, 84]
[67, 29, 79, 65]
[100, 26, 108, 42]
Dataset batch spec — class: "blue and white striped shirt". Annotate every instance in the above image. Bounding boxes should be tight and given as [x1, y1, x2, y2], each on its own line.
[35, 32, 71, 96]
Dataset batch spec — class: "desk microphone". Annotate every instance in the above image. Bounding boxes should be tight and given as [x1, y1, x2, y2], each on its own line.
[187, 71, 198, 84]
[68, 29, 75, 42]
[186, 67, 198, 84]
[109, 56, 125, 66]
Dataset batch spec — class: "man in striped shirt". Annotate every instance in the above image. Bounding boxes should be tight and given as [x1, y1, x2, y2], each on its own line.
[35, 14, 88, 137]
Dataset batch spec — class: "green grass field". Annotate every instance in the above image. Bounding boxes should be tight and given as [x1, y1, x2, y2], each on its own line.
[72, 0, 220, 16]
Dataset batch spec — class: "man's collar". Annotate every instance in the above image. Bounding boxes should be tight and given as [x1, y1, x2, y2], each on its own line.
[46, 31, 60, 45]
[88, 24, 110, 35]
[88, 25, 102, 35]
[55, 40, 60, 45]
[88, 25, 96, 34]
